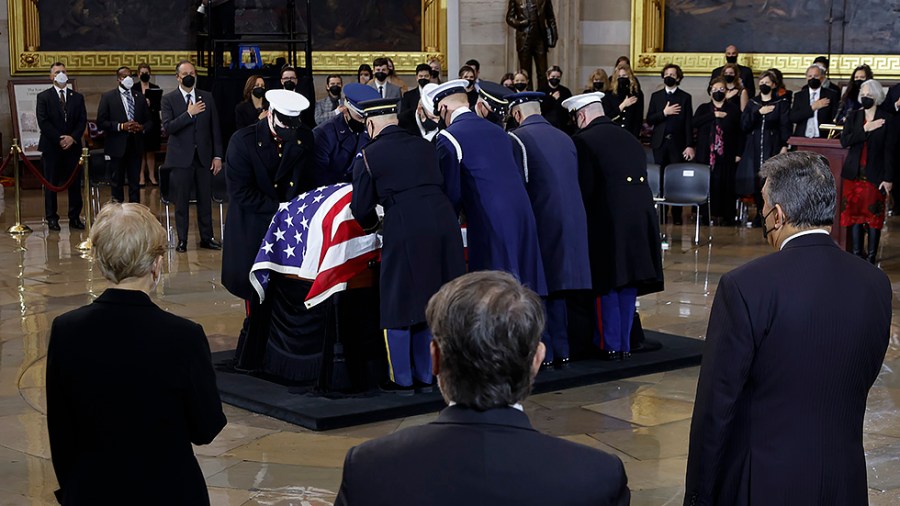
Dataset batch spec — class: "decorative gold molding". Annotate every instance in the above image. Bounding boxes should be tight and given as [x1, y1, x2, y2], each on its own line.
[7, 1, 447, 75]
[631, 0, 900, 79]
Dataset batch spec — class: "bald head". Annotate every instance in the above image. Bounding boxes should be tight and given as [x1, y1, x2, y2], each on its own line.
[437, 92, 470, 125]
[574, 102, 605, 129]
[366, 113, 398, 138]
[510, 101, 541, 124]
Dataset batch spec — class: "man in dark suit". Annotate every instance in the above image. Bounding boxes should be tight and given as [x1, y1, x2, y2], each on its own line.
[879, 83, 900, 213]
[97, 66, 153, 203]
[813, 56, 842, 95]
[161, 60, 223, 252]
[564, 92, 664, 360]
[710, 44, 755, 99]
[368, 57, 402, 100]
[646, 63, 694, 225]
[789, 64, 839, 138]
[397, 63, 433, 133]
[334, 271, 630, 505]
[36, 62, 87, 232]
[684, 151, 891, 506]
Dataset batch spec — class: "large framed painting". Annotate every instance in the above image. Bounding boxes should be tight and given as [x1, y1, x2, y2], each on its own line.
[7, 0, 447, 75]
[8, 79, 78, 158]
[631, 0, 900, 79]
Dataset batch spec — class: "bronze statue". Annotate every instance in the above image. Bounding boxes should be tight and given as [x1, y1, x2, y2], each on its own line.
[506, 0, 558, 90]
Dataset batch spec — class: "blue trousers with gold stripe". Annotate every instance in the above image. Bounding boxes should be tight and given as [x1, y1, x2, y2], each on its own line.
[385, 323, 433, 387]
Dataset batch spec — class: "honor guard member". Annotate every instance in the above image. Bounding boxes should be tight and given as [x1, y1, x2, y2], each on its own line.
[428, 79, 547, 295]
[508, 91, 592, 367]
[311, 83, 378, 187]
[224, 89, 314, 370]
[473, 80, 512, 128]
[350, 97, 466, 395]
[413, 83, 441, 141]
[562, 92, 664, 360]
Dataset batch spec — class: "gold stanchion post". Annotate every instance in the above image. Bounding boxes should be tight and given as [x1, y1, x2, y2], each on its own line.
[6, 139, 32, 235]
[76, 148, 92, 251]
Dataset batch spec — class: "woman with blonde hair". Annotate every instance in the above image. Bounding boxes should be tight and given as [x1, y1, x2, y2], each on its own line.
[720, 62, 749, 110]
[46, 203, 226, 504]
[607, 63, 644, 138]
[584, 68, 609, 93]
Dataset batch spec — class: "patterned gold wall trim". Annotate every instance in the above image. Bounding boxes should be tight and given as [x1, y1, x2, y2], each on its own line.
[630, 0, 900, 79]
[8, 1, 447, 75]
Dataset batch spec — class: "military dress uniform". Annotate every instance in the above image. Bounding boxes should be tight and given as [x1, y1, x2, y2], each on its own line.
[350, 98, 466, 393]
[563, 93, 664, 356]
[508, 92, 592, 364]
[429, 80, 547, 296]
[311, 83, 376, 188]
[223, 90, 314, 370]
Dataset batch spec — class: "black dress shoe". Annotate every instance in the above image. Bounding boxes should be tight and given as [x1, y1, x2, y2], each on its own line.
[379, 380, 414, 396]
[176, 241, 187, 253]
[47, 219, 61, 231]
[69, 218, 85, 230]
[555, 357, 571, 369]
[200, 238, 222, 250]
[413, 380, 434, 394]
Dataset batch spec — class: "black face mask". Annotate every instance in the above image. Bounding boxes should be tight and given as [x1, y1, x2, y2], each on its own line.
[761, 207, 777, 241]
[181, 74, 195, 89]
[252, 87, 265, 99]
[374, 71, 388, 82]
[860, 96, 876, 109]
[465, 79, 475, 89]
[283, 80, 296, 91]
[514, 82, 527, 91]
[418, 78, 430, 88]
[663, 76, 678, 88]
[485, 110, 502, 125]
[140, 73, 151, 83]
[430, 69, 439, 78]
[617, 77, 630, 92]
[549, 78, 561, 87]
[593, 81, 605, 92]
[329, 85, 342, 96]
[724, 74, 736, 83]
[275, 125, 298, 144]
[422, 117, 438, 131]
[759, 84, 772, 95]
[712, 90, 726, 102]
[347, 116, 366, 133]
[807, 78, 822, 90]
[505, 83, 515, 91]
[726, 55, 738, 64]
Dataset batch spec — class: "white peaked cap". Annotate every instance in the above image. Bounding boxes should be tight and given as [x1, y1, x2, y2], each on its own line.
[560, 92, 606, 113]
[265, 89, 310, 116]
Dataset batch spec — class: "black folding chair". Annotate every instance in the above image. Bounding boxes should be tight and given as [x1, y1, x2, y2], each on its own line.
[656, 163, 712, 245]
[211, 169, 228, 240]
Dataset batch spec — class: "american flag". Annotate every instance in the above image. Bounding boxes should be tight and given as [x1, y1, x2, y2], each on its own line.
[249, 183, 382, 308]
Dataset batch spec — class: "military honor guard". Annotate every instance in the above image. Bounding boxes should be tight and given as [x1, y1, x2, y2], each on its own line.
[427, 79, 547, 296]
[472, 80, 513, 128]
[562, 92, 664, 359]
[507, 91, 592, 367]
[349, 97, 466, 395]
[311, 83, 378, 188]
[223, 90, 314, 370]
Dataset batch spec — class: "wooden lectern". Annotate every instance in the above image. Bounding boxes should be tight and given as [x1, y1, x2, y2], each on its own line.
[788, 136, 849, 250]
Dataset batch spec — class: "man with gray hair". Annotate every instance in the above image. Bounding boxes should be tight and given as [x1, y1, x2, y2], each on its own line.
[684, 151, 891, 505]
[334, 271, 630, 506]
[789, 64, 839, 138]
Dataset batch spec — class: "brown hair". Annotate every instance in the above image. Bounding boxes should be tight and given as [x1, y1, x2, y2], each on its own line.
[242, 75, 264, 102]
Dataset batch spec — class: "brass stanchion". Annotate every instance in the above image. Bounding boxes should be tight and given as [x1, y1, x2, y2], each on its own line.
[76, 148, 92, 251]
[6, 139, 32, 235]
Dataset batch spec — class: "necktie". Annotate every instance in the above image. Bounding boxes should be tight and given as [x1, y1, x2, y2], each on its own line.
[125, 91, 135, 121]
[59, 89, 67, 120]
[186, 94, 193, 106]
[806, 90, 819, 137]
[379, 85, 384, 98]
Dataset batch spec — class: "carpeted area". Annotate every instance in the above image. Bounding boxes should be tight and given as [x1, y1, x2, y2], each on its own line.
[213, 330, 704, 431]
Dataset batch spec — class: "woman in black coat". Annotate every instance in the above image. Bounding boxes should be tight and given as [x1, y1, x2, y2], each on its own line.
[695, 77, 743, 226]
[234, 75, 269, 130]
[737, 70, 791, 226]
[135, 63, 161, 185]
[46, 203, 226, 505]
[840, 79, 896, 264]
[606, 63, 645, 139]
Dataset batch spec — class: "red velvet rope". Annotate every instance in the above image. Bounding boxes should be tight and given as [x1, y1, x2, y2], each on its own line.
[18, 149, 84, 193]
[0, 151, 13, 175]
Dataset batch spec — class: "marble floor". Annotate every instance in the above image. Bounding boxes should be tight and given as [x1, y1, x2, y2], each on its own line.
[1, 186, 899, 505]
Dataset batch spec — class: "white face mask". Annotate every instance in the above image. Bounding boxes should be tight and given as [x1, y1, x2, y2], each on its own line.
[121, 76, 134, 90]
[54, 72, 68, 86]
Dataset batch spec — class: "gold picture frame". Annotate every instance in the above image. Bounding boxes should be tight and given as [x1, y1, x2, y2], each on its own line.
[7, 0, 447, 75]
[630, 0, 900, 79]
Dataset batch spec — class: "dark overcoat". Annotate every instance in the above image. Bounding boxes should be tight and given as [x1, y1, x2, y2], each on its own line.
[47, 289, 226, 505]
[509, 114, 591, 293]
[350, 125, 465, 328]
[684, 233, 891, 506]
[736, 96, 791, 193]
[435, 110, 547, 295]
[312, 114, 370, 188]
[572, 116, 664, 295]
[222, 120, 313, 300]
